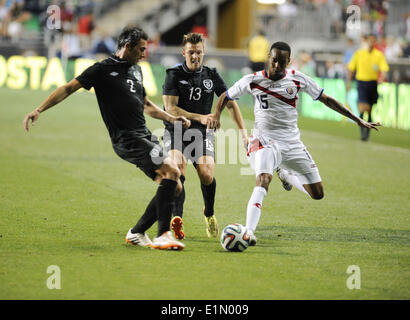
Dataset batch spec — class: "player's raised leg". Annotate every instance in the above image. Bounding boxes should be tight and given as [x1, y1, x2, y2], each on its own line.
[196, 155, 218, 237]
[277, 168, 324, 199]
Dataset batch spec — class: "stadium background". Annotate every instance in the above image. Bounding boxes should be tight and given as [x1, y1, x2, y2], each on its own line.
[1, 0, 409, 300]
[0, 0, 409, 129]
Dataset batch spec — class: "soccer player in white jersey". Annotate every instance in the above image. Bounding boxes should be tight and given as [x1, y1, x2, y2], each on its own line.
[209, 41, 381, 245]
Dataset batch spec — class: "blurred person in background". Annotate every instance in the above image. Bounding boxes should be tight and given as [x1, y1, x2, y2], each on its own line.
[0, 0, 23, 38]
[297, 51, 315, 77]
[91, 28, 116, 59]
[346, 34, 389, 141]
[248, 30, 270, 72]
[384, 35, 403, 60]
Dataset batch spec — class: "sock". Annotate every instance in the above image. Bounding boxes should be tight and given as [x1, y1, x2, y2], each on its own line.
[201, 178, 216, 217]
[246, 186, 267, 233]
[359, 112, 366, 139]
[173, 175, 185, 218]
[131, 195, 157, 234]
[156, 179, 178, 237]
[365, 112, 372, 139]
[283, 172, 309, 196]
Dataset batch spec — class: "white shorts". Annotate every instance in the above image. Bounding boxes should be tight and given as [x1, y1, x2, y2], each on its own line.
[247, 134, 321, 185]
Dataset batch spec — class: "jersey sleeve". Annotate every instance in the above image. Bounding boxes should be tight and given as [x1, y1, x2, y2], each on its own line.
[162, 68, 179, 96]
[75, 63, 100, 90]
[378, 52, 389, 72]
[347, 51, 357, 72]
[297, 71, 324, 101]
[226, 74, 254, 100]
[211, 68, 228, 97]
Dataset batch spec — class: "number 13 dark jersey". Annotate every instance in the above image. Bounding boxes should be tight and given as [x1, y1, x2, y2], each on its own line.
[162, 62, 228, 130]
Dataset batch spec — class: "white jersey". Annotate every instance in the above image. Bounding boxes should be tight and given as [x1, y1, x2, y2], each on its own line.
[227, 69, 324, 142]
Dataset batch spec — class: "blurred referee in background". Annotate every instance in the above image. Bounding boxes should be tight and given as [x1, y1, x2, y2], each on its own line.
[346, 34, 389, 141]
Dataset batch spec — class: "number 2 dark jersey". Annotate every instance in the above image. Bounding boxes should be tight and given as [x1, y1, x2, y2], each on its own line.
[162, 62, 228, 130]
[76, 55, 148, 141]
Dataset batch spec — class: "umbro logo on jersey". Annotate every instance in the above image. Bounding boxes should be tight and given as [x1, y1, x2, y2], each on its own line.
[179, 80, 189, 85]
[110, 72, 119, 76]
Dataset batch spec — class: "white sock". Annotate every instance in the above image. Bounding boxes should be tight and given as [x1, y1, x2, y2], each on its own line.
[246, 186, 267, 233]
[283, 171, 309, 196]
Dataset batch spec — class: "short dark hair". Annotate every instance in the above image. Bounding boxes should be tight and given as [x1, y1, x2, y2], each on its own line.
[270, 41, 291, 56]
[117, 27, 148, 49]
[182, 33, 204, 46]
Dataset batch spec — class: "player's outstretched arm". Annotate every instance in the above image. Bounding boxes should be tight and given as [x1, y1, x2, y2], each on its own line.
[318, 93, 381, 130]
[162, 95, 212, 125]
[225, 99, 249, 149]
[23, 79, 83, 131]
[144, 96, 190, 128]
[209, 91, 230, 129]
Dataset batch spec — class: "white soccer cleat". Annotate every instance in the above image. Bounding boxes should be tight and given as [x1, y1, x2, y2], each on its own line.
[125, 229, 153, 247]
[247, 229, 257, 246]
[205, 215, 218, 238]
[276, 168, 293, 191]
[151, 231, 185, 251]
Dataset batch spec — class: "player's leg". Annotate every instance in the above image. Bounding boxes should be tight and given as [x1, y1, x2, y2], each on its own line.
[195, 155, 218, 237]
[118, 133, 183, 250]
[364, 81, 379, 141]
[168, 149, 187, 217]
[303, 180, 324, 200]
[167, 149, 187, 240]
[149, 157, 185, 250]
[359, 102, 372, 141]
[246, 143, 280, 245]
[277, 142, 324, 200]
[357, 80, 373, 141]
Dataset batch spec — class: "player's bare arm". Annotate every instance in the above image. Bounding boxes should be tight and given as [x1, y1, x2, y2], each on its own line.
[145, 96, 191, 128]
[23, 78, 83, 131]
[163, 94, 212, 125]
[225, 99, 249, 149]
[209, 91, 230, 129]
[318, 93, 381, 130]
[346, 69, 354, 92]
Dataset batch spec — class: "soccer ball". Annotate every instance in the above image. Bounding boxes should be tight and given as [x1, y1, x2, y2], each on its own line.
[220, 224, 250, 252]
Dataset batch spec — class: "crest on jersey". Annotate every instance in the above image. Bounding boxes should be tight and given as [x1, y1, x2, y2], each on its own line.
[286, 87, 294, 95]
[203, 79, 213, 90]
[149, 146, 160, 158]
[133, 71, 142, 83]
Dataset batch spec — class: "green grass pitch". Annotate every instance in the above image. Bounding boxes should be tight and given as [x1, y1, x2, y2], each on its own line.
[1, 87, 409, 299]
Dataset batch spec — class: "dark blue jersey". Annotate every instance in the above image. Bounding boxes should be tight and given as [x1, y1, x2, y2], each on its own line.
[162, 62, 227, 129]
[76, 55, 148, 140]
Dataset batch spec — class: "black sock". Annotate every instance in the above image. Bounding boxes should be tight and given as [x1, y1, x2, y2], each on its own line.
[359, 112, 366, 140]
[156, 179, 177, 236]
[131, 195, 157, 234]
[201, 178, 216, 217]
[173, 175, 185, 218]
[366, 112, 372, 139]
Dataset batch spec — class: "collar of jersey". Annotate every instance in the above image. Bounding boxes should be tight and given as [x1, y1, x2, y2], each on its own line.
[263, 69, 287, 81]
[109, 55, 132, 66]
[182, 62, 203, 74]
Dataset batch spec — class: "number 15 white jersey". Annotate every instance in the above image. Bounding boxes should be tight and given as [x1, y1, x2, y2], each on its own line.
[227, 69, 324, 142]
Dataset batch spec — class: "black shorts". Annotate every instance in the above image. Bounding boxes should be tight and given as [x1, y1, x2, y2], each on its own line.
[162, 126, 215, 165]
[112, 131, 168, 180]
[357, 80, 378, 106]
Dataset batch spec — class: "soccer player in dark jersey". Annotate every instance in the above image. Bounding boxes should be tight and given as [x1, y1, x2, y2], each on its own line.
[23, 27, 190, 251]
[162, 33, 248, 240]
